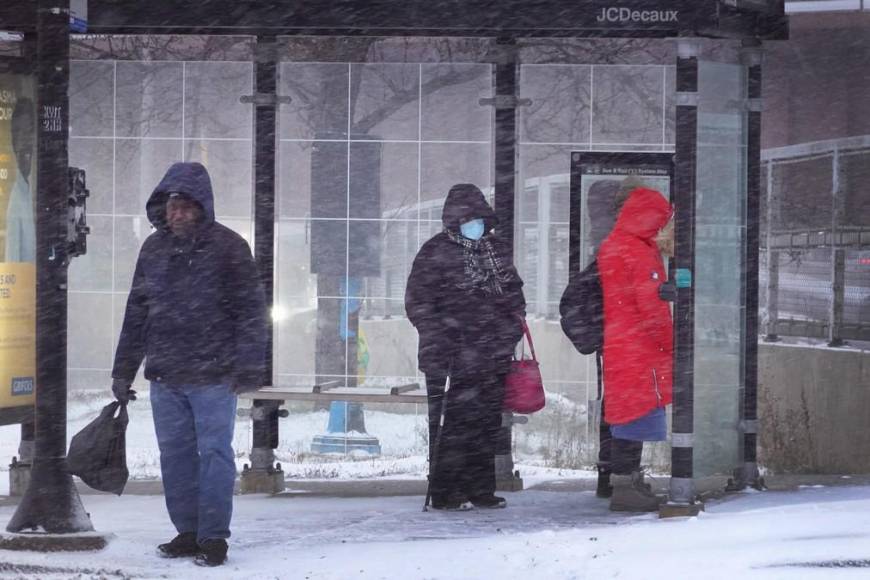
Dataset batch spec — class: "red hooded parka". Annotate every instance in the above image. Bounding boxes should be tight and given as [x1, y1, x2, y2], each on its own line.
[597, 188, 673, 426]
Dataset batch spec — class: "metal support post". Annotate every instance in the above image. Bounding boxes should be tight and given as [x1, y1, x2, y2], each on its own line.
[729, 41, 765, 492]
[765, 249, 781, 341]
[9, 421, 35, 497]
[241, 35, 284, 494]
[3, 0, 107, 551]
[829, 249, 846, 347]
[763, 155, 780, 342]
[241, 400, 287, 493]
[662, 38, 703, 518]
[495, 413, 526, 492]
[828, 148, 846, 347]
[491, 38, 519, 258]
[536, 181, 551, 318]
[488, 39, 525, 490]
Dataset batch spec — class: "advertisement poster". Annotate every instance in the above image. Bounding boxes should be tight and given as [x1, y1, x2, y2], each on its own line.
[569, 152, 674, 274]
[0, 73, 36, 413]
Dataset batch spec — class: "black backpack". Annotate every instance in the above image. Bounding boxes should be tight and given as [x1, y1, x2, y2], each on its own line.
[559, 259, 604, 355]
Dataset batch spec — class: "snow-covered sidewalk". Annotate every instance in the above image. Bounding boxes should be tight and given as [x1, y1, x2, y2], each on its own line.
[2, 483, 870, 579]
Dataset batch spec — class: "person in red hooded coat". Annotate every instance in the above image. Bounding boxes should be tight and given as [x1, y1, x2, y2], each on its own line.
[597, 186, 673, 512]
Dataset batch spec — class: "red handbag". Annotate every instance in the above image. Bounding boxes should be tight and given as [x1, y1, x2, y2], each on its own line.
[504, 317, 545, 414]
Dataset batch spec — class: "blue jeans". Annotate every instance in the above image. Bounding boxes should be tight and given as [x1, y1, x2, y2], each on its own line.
[150, 382, 237, 543]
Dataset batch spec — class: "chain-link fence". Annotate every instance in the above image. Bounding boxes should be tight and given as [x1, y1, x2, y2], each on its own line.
[760, 137, 870, 344]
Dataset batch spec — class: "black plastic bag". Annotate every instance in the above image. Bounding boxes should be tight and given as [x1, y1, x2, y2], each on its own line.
[67, 401, 129, 495]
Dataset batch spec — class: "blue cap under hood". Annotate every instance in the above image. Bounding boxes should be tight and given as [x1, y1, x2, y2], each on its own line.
[147, 162, 216, 229]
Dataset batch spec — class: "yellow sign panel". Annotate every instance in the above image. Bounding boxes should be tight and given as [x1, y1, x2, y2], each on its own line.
[0, 263, 35, 409]
[0, 79, 17, 258]
[0, 75, 36, 412]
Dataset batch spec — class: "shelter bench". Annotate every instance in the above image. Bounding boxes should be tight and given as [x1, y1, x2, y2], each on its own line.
[238, 383, 526, 494]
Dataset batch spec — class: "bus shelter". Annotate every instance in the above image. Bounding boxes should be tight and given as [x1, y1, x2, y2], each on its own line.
[0, 0, 787, 540]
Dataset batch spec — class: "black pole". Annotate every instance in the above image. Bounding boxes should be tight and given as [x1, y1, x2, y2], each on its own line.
[6, 0, 96, 536]
[490, 38, 523, 491]
[735, 40, 764, 491]
[666, 38, 699, 510]
[253, 37, 276, 390]
[493, 38, 517, 258]
[241, 35, 284, 493]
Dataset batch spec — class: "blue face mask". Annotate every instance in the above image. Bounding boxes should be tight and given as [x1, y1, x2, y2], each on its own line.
[460, 218, 485, 241]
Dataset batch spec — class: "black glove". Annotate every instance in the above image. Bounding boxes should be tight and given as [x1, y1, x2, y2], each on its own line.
[112, 378, 137, 403]
[658, 282, 677, 303]
[230, 372, 264, 395]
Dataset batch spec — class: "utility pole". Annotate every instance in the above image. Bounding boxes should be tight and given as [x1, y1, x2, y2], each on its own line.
[2, 0, 106, 551]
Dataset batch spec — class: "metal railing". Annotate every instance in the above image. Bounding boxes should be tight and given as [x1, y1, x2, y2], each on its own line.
[785, 0, 869, 13]
[761, 136, 870, 344]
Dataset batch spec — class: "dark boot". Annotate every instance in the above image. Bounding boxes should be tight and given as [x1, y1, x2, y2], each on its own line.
[157, 532, 200, 558]
[609, 471, 662, 512]
[194, 539, 228, 567]
[431, 492, 473, 511]
[596, 467, 613, 499]
[470, 494, 507, 509]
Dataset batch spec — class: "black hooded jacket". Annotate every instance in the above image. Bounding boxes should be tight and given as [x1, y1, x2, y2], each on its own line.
[405, 184, 526, 378]
[112, 162, 267, 388]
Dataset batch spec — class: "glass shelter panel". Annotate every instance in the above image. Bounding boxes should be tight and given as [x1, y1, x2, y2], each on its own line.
[515, 39, 675, 469]
[66, 36, 256, 390]
[58, 33, 756, 478]
[693, 57, 748, 477]
[274, 38, 494, 396]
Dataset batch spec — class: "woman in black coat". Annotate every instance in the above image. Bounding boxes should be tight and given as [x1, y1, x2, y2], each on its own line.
[405, 183, 526, 510]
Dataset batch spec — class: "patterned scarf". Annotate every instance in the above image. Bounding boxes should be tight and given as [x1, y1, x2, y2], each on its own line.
[446, 228, 513, 296]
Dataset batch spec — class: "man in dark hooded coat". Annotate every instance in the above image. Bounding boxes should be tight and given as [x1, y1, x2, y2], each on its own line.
[111, 162, 267, 566]
[405, 183, 525, 510]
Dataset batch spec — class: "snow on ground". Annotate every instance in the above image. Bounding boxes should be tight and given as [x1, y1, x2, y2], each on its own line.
[2, 484, 870, 579]
[4, 393, 870, 578]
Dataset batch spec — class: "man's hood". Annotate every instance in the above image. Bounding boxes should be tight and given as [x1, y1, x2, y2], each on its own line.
[613, 187, 672, 242]
[146, 162, 216, 229]
[441, 183, 497, 232]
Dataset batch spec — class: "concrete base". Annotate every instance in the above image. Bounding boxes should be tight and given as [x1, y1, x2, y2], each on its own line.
[726, 470, 766, 493]
[240, 466, 286, 494]
[8, 458, 30, 497]
[311, 434, 381, 455]
[0, 531, 112, 552]
[659, 502, 705, 519]
[759, 344, 870, 473]
[311, 401, 382, 455]
[496, 470, 524, 492]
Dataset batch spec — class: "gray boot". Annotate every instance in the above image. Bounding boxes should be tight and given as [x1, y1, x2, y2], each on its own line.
[609, 471, 662, 512]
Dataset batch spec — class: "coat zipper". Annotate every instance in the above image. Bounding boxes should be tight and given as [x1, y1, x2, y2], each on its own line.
[188, 235, 199, 267]
[652, 368, 663, 407]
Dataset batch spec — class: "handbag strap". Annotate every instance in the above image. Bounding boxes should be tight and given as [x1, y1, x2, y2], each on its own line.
[517, 316, 537, 361]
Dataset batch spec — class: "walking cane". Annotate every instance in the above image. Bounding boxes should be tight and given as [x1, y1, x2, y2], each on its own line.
[423, 369, 452, 512]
